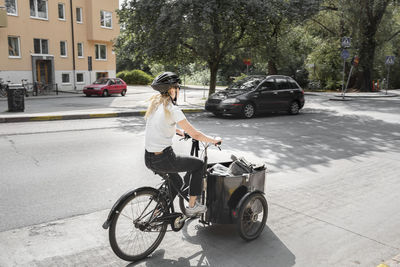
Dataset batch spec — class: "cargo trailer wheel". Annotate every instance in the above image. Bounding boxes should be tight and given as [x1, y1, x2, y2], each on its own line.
[237, 193, 268, 241]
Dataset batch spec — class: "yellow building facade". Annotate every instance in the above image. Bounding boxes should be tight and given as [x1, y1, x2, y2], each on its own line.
[0, 0, 119, 90]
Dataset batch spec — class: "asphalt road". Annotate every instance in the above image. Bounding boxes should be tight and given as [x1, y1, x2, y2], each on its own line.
[1, 94, 400, 266]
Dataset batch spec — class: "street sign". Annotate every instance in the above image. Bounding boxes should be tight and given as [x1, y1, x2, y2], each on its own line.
[385, 56, 395, 65]
[341, 37, 351, 48]
[351, 56, 359, 67]
[243, 58, 251, 66]
[341, 49, 350, 59]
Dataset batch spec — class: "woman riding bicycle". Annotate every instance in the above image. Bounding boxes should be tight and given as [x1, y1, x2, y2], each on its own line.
[144, 72, 221, 217]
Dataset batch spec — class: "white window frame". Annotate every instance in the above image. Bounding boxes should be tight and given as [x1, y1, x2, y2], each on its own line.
[33, 38, 49, 55]
[30, 0, 48, 20]
[100, 10, 112, 29]
[6, 0, 18, 16]
[76, 7, 83, 23]
[8, 36, 21, 58]
[76, 73, 84, 84]
[58, 3, 65, 20]
[60, 41, 67, 57]
[77, 42, 84, 58]
[61, 73, 71, 84]
[95, 44, 107, 61]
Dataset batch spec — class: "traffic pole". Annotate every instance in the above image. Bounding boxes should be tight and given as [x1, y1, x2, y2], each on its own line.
[341, 59, 346, 99]
[386, 65, 390, 95]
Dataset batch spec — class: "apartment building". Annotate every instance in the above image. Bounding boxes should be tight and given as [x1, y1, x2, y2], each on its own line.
[0, 0, 119, 90]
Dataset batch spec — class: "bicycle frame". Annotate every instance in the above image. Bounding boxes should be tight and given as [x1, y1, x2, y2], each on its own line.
[103, 141, 216, 230]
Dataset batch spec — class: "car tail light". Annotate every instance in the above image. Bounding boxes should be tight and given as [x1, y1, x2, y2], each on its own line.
[301, 89, 304, 95]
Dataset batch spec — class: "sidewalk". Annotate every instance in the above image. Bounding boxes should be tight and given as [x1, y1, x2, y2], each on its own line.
[0, 85, 213, 123]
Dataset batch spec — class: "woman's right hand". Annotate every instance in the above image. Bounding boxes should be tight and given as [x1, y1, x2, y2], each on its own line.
[213, 137, 222, 146]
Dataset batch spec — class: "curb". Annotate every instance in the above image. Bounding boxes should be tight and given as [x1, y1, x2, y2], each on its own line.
[0, 108, 205, 123]
[333, 94, 398, 98]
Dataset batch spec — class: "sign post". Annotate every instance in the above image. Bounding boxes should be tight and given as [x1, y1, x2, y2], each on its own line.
[343, 55, 359, 98]
[340, 37, 351, 99]
[243, 58, 251, 75]
[385, 56, 395, 95]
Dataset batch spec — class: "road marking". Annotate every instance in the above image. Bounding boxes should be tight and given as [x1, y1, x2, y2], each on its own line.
[89, 113, 118, 118]
[30, 116, 63, 121]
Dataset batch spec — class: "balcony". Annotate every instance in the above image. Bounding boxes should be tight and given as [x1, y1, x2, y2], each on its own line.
[0, 7, 7, 28]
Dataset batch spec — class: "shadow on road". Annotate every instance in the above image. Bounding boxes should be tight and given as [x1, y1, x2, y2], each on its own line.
[127, 220, 294, 267]
[192, 106, 400, 172]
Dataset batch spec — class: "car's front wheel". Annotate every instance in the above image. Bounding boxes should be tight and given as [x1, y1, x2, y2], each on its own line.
[288, 101, 300, 115]
[242, 103, 255, 118]
[121, 89, 127, 96]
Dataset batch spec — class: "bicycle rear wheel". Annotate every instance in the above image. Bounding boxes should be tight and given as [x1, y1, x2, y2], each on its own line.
[109, 188, 168, 262]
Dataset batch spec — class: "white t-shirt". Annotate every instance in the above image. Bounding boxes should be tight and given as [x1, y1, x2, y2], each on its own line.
[145, 103, 186, 152]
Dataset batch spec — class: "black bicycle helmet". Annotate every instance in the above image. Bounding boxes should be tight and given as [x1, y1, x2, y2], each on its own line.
[151, 72, 181, 94]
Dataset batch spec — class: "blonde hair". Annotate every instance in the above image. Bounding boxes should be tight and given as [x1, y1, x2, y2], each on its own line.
[144, 88, 174, 120]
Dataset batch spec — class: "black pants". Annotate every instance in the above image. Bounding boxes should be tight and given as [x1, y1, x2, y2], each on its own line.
[145, 147, 204, 199]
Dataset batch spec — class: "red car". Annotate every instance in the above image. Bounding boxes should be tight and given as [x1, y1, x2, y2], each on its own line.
[83, 78, 127, 97]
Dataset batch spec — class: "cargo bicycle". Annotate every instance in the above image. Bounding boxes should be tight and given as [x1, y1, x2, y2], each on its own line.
[103, 135, 268, 262]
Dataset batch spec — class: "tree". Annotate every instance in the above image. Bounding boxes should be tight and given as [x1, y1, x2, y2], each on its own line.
[118, 0, 276, 95]
[305, 0, 397, 91]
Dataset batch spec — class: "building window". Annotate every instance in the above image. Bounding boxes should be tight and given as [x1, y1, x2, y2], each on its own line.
[34, 38, 48, 54]
[8, 36, 20, 58]
[6, 0, 18, 16]
[60, 41, 67, 57]
[100, 10, 112, 28]
[77, 73, 84, 83]
[62, 73, 70, 83]
[30, 0, 48, 20]
[77, 42, 84, 58]
[58, 3, 65, 20]
[76, 7, 82, 23]
[95, 44, 107, 60]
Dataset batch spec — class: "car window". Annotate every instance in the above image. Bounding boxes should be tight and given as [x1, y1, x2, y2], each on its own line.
[117, 79, 123, 84]
[258, 81, 275, 91]
[275, 78, 291, 90]
[228, 77, 264, 91]
[93, 78, 109, 85]
[108, 79, 115, 85]
[289, 80, 299, 89]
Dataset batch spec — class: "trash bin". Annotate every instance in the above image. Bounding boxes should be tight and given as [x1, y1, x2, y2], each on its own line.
[7, 84, 25, 112]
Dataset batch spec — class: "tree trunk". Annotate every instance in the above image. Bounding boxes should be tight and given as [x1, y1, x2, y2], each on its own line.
[268, 60, 278, 75]
[357, 28, 376, 92]
[208, 61, 219, 96]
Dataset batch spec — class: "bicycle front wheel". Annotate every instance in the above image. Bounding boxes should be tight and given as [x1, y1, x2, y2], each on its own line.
[109, 188, 168, 262]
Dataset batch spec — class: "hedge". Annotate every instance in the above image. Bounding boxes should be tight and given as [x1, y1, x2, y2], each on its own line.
[117, 70, 153, 85]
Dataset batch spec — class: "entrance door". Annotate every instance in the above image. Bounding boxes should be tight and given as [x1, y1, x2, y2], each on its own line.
[36, 60, 51, 83]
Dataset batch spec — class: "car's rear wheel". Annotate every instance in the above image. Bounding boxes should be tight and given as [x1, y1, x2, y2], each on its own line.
[121, 89, 127, 96]
[102, 90, 109, 97]
[242, 103, 255, 118]
[85, 94, 91, 97]
[288, 101, 300, 115]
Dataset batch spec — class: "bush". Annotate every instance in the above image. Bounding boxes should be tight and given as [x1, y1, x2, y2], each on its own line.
[117, 70, 153, 85]
[116, 70, 129, 81]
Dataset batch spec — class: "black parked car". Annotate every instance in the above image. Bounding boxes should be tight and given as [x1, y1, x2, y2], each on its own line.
[205, 75, 305, 118]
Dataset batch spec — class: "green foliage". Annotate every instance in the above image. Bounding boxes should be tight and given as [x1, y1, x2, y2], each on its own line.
[305, 38, 342, 90]
[116, 0, 320, 94]
[233, 73, 248, 83]
[115, 0, 400, 92]
[117, 70, 154, 85]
